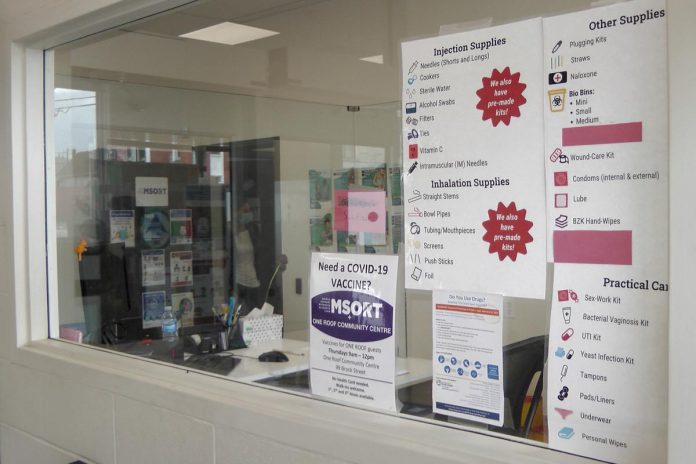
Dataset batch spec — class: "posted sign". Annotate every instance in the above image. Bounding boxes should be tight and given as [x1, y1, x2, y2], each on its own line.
[310, 252, 399, 411]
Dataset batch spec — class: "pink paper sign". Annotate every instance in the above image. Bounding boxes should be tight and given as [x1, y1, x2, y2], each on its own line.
[334, 190, 385, 233]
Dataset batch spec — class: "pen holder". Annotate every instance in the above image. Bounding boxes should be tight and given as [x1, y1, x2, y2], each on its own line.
[226, 321, 247, 350]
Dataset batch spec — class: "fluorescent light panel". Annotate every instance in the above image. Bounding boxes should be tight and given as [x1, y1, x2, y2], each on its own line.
[360, 54, 384, 64]
[180, 22, 278, 46]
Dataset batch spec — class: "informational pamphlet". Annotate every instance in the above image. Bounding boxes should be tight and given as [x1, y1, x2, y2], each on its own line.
[309, 169, 331, 209]
[170, 209, 192, 245]
[140, 208, 170, 249]
[172, 291, 194, 327]
[432, 290, 504, 426]
[543, 1, 668, 462]
[142, 290, 166, 329]
[141, 249, 165, 287]
[310, 252, 399, 411]
[170, 251, 193, 287]
[401, 18, 546, 299]
[109, 210, 135, 247]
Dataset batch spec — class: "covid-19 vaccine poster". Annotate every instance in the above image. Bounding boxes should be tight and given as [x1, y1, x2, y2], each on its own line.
[309, 252, 399, 412]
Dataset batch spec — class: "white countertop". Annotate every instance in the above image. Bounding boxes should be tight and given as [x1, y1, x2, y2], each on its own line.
[222, 338, 432, 388]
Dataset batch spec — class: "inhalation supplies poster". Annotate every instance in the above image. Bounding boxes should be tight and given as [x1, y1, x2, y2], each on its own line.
[401, 18, 546, 299]
[310, 252, 399, 411]
[432, 290, 504, 426]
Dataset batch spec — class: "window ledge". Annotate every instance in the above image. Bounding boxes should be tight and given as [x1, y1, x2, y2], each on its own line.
[8, 339, 596, 464]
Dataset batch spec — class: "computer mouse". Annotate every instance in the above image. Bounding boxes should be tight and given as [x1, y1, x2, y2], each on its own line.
[258, 350, 289, 362]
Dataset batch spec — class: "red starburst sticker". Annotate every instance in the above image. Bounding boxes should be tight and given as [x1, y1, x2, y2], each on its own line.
[482, 202, 534, 262]
[475, 67, 527, 127]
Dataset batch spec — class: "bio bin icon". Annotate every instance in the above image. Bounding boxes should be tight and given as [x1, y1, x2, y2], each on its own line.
[548, 88, 566, 112]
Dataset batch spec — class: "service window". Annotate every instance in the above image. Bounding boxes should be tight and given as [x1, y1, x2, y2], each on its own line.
[49, 1, 668, 462]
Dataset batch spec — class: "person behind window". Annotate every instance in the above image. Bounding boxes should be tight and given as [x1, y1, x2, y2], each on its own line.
[233, 199, 262, 315]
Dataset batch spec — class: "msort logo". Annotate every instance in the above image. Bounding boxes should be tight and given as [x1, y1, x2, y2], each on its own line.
[312, 290, 393, 342]
[331, 298, 383, 319]
[143, 187, 167, 194]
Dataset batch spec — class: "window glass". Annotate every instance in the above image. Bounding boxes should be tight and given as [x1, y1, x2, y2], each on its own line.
[50, 0, 661, 459]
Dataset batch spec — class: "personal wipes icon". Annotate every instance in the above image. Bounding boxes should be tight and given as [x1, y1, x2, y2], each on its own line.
[558, 427, 575, 439]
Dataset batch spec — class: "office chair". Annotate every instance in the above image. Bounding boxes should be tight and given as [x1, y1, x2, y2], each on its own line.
[489, 335, 547, 438]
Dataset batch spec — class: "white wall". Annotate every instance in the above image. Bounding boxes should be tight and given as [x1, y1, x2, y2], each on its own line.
[1, 1, 695, 464]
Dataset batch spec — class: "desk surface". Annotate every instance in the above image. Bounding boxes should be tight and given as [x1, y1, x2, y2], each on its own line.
[112, 337, 432, 390]
[224, 338, 431, 389]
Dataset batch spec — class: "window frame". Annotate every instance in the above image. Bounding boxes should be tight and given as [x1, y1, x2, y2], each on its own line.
[4, 1, 693, 463]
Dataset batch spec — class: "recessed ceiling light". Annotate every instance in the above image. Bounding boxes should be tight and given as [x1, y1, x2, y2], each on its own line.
[180, 22, 278, 46]
[360, 54, 384, 64]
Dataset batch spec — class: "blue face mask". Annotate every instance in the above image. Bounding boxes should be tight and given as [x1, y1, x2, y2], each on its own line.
[240, 212, 253, 225]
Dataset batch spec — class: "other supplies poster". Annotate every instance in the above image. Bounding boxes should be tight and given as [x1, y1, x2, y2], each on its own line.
[432, 290, 504, 426]
[310, 252, 399, 411]
[401, 18, 546, 299]
[543, 1, 668, 463]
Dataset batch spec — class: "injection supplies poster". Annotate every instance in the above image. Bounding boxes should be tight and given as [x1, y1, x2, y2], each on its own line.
[401, 19, 546, 299]
[543, 1, 668, 463]
[432, 290, 504, 426]
[310, 252, 399, 411]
